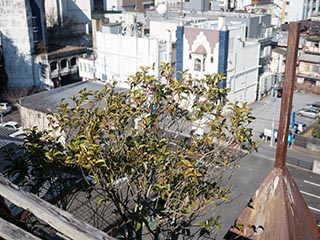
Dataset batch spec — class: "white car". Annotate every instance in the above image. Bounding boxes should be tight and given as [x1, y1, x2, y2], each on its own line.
[0, 121, 21, 130]
[293, 121, 307, 134]
[0, 121, 24, 137]
[297, 108, 320, 119]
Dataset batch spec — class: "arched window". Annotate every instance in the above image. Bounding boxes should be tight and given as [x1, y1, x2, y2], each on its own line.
[70, 57, 77, 66]
[61, 59, 67, 69]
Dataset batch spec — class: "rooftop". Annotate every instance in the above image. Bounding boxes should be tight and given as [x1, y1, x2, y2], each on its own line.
[44, 45, 88, 60]
[272, 47, 287, 55]
[19, 81, 127, 113]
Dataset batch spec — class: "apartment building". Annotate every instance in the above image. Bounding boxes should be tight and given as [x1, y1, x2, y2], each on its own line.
[177, 18, 260, 103]
[45, 0, 108, 33]
[0, 0, 46, 88]
[79, 17, 168, 88]
[106, 0, 154, 12]
[147, 10, 273, 100]
[297, 35, 320, 87]
[273, 0, 319, 23]
[80, 11, 264, 104]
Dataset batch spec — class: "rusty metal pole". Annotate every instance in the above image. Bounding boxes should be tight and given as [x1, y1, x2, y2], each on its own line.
[274, 22, 301, 169]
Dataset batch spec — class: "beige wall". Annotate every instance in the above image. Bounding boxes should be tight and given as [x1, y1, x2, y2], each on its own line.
[20, 106, 49, 132]
[20, 106, 65, 143]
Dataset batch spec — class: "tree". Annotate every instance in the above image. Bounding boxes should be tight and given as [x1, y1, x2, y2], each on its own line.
[312, 117, 320, 139]
[46, 10, 82, 49]
[7, 64, 256, 239]
[0, 48, 8, 93]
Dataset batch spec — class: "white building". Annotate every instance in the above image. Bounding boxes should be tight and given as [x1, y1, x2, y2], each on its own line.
[180, 19, 260, 103]
[45, 0, 107, 32]
[0, 0, 46, 88]
[274, 0, 320, 23]
[80, 21, 169, 88]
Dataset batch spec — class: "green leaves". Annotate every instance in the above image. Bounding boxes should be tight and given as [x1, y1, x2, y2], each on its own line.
[10, 63, 257, 239]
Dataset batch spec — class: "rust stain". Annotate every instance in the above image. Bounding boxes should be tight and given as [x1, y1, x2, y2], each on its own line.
[223, 22, 320, 239]
[224, 167, 320, 239]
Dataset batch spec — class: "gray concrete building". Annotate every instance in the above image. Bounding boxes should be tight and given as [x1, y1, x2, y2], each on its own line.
[0, 0, 47, 88]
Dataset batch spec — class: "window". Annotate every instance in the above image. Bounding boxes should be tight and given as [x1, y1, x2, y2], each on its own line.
[93, 0, 103, 11]
[61, 59, 67, 69]
[286, 1, 290, 5]
[211, 57, 214, 63]
[194, 58, 201, 71]
[203, 59, 206, 72]
[50, 62, 57, 71]
[312, 65, 319, 73]
[189, 54, 192, 60]
[264, 27, 273, 38]
[302, 63, 310, 71]
[40, 64, 46, 78]
[70, 57, 77, 66]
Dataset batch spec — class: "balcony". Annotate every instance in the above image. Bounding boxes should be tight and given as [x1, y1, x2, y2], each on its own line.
[304, 46, 320, 55]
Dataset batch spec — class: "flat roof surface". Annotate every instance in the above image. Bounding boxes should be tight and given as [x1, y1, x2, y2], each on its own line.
[19, 81, 127, 113]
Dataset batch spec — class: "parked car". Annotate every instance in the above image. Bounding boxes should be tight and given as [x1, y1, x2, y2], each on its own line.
[304, 102, 320, 111]
[0, 102, 12, 115]
[293, 121, 307, 134]
[297, 108, 320, 119]
[0, 121, 21, 130]
[0, 121, 24, 138]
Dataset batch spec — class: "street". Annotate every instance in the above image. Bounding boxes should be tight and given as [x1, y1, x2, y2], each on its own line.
[249, 92, 320, 140]
[212, 92, 320, 239]
[249, 92, 320, 225]
[213, 143, 320, 239]
[252, 143, 320, 225]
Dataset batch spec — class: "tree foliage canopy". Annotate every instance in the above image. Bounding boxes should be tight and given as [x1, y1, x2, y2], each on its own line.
[6, 64, 256, 239]
[312, 117, 320, 139]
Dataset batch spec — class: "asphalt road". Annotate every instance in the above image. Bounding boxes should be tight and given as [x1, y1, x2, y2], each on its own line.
[212, 144, 320, 239]
[289, 166, 320, 226]
[249, 92, 320, 140]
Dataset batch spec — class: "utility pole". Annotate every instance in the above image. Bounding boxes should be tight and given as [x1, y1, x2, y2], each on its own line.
[274, 22, 300, 169]
[180, 0, 183, 16]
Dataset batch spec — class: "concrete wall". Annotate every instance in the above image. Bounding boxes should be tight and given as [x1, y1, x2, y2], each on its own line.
[0, 0, 41, 88]
[274, 0, 306, 22]
[20, 105, 66, 143]
[224, 14, 271, 39]
[20, 106, 49, 131]
[190, 0, 210, 12]
[45, 0, 93, 30]
[94, 31, 166, 87]
[150, 21, 179, 43]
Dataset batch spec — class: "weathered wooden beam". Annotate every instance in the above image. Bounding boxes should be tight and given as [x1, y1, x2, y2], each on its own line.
[0, 217, 41, 240]
[0, 174, 115, 240]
